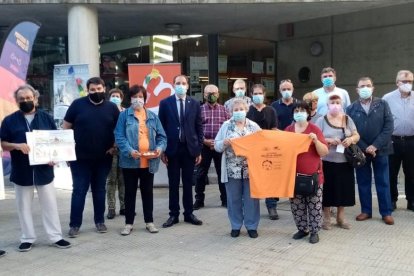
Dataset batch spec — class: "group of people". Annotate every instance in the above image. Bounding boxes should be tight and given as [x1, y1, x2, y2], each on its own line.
[1, 67, 413, 254]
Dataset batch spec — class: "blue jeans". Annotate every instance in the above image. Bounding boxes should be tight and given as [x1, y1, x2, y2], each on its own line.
[69, 157, 112, 228]
[356, 155, 392, 217]
[265, 198, 278, 209]
[225, 177, 260, 231]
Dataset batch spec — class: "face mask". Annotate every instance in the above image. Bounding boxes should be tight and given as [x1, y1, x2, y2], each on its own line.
[358, 87, 373, 99]
[89, 92, 105, 104]
[175, 85, 187, 96]
[399, 83, 412, 93]
[110, 97, 122, 106]
[322, 77, 335, 87]
[281, 90, 292, 99]
[294, 112, 308, 122]
[234, 89, 245, 97]
[131, 98, 145, 109]
[252, 95, 264, 105]
[328, 103, 342, 115]
[207, 94, 218, 104]
[19, 101, 35, 113]
[232, 110, 246, 122]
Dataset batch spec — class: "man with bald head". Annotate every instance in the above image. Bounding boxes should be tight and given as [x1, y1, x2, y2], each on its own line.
[224, 79, 252, 113]
[194, 84, 230, 210]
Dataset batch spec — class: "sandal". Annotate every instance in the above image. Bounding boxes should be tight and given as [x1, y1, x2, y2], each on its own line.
[322, 217, 332, 230]
[337, 220, 351, 229]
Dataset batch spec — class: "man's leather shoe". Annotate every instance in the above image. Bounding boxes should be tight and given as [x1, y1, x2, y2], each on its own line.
[382, 215, 394, 225]
[247, 230, 258, 238]
[184, 214, 203, 225]
[162, 216, 179, 228]
[407, 201, 414, 211]
[355, 213, 372, 221]
[392, 201, 397, 210]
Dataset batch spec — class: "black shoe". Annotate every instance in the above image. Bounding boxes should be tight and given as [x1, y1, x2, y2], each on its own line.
[221, 201, 227, 208]
[119, 209, 125, 216]
[107, 209, 116, 219]
[268, 207, 279, 220]
[392, 201, 397, 210]
[309, 233, 319, 244]
[54, 239, 71, 249]
[230, 229, 240, 238]
[247, 230, 258, 238]
[184, 214, 203, 225]
[292, 230, 309, 240]
[193, 201, 204, 210]
[18, 242, 32, 252]
[0, 250, 6, 257]
[162, 216, 179, 228]
[407, 201, 414, 211]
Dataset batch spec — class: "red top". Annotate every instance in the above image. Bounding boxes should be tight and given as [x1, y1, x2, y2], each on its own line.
[285, 122, 327, 185]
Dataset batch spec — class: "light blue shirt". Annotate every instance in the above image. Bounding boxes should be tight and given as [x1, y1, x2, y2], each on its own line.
[383, 89, 414, 136]
[313, 87, 351, 116]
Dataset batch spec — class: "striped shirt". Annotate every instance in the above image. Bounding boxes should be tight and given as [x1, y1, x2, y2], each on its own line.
[201, 103, 230, 139]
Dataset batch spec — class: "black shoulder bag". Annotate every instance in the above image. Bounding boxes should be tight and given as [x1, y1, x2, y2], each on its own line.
[342, 116, 366, 168]
[294, 162, 320, 197]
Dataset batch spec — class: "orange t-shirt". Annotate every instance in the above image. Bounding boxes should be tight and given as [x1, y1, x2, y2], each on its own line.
[135, 109, 149, 168]
[231, 129, 311, 198]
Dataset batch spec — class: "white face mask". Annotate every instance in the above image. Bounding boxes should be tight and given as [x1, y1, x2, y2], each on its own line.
[131, 98, 145, 109]
[399, 83, 412, 93]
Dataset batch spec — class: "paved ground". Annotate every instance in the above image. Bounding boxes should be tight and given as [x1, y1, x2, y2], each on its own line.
[0, 180, 414, 275]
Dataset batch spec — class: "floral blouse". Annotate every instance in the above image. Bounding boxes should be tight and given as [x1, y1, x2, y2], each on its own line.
[225, 119, 260, 179]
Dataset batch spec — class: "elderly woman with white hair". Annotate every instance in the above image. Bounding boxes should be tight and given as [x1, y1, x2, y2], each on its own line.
[214, 98, 261, 238]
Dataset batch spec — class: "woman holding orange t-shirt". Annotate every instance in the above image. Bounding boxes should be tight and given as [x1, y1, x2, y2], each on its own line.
[114, 85, 167, 236]
[215, 98, 261, 239]
[285, 101, 328, 244]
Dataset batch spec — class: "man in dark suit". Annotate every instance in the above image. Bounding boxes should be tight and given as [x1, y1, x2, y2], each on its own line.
[158, 74, 204, 227]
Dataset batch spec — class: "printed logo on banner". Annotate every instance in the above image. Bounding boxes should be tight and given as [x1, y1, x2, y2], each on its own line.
[128, 63, 181, 114]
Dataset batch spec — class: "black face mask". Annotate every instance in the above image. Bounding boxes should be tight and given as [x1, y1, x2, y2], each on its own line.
[89, 92, 105, 104]
[19, 101, 35, 113]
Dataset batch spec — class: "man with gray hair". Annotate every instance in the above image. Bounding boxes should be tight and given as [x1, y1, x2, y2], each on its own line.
[224, 79, 252, 113]
[0, 84, 71, 252]
[383, 70, 414, 211]
[193, 84, 229, 210]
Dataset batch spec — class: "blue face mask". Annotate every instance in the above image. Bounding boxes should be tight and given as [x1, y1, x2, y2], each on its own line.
[281, 90, 292, 99]
[232, 110, 246, 122]
[322, 77, 335, 87]
[235, 89, 245, 97]
[110, 97, 121, 106]
[252, 94, 264, 105]
[358, 87, 373, 99]
[293, 112, 308, 122]
[175, 85, 187, 96]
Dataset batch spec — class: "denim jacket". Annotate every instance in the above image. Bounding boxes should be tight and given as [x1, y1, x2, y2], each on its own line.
[114, 107, 167, 173]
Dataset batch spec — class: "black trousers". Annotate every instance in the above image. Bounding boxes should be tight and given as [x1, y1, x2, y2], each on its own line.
[195, 145, 226, 203]
[389, 137, 414, 202]
[122, 168, 154, 224]
[167, 143, 195, 218]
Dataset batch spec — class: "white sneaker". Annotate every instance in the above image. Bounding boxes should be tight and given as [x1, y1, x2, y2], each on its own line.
[121, 224, 133, 236]
[145, 223, 159, 233]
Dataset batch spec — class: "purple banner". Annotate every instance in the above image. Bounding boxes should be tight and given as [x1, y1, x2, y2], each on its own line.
[0, 20, 40, 121]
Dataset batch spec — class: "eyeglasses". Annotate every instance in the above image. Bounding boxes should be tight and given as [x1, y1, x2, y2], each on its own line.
[399, 80, 413, 84]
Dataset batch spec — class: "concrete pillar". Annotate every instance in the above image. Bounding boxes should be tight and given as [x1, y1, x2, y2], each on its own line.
[68, 5, 100, 77]
[208, 34, 219, 86]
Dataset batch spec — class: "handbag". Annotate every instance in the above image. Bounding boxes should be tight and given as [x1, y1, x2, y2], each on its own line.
[294, 162, 320, 197]
[341, 116, 366, 168]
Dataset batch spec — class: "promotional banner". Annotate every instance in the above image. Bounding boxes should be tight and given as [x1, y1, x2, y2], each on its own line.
[53, 64, 89, 129]
[128, 63, 181, 114]
[0, 20, 40, 121]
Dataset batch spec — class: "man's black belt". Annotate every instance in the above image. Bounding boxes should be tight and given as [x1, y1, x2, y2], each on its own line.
[392, 135, 414, 140]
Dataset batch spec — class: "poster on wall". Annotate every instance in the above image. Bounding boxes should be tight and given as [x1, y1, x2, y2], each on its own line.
[53, 64, 89, 129]
[128, 63, 181, 114]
